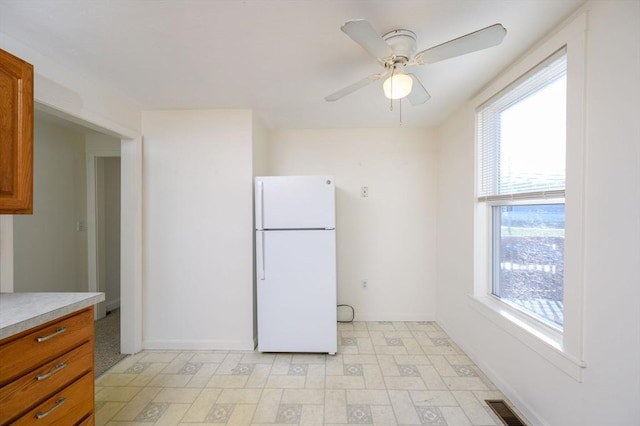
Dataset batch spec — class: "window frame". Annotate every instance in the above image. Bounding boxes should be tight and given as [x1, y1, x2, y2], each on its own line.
[472, 12, 587, 381]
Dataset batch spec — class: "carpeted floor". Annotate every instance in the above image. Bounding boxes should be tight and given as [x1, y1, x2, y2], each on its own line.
[94, 308, 128, 377]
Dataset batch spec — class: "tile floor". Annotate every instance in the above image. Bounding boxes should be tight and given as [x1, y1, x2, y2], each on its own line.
[95, 321, 525, 425]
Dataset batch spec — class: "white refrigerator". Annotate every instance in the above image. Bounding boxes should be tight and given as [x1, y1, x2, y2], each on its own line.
[255, 175, 337, 354]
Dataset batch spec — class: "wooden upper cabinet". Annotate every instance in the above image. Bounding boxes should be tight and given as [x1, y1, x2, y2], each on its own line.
[0, 48, 33, 214]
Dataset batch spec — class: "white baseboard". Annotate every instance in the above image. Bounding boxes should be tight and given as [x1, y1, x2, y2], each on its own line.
[106, 298, 120, 312]
[352, 313, 436, 322]
[142, 339, 255, 351]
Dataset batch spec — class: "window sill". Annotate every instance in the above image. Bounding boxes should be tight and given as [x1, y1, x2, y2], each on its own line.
[469, 294, 586, 381]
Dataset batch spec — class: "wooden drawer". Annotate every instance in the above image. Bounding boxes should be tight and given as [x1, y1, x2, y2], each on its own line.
[77, 413, 95, 426]
[0, 342, 93, 424]
[11, 372, 94, 426]
[0, 308, 93, 385]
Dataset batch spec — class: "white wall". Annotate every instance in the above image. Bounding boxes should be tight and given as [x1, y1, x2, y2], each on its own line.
[0, 34, 142, 136]
[13, 118, 88, 292]
[251, 115, 268, 345]
[252, 115, 269, 178]
[141, 110, 255, 350]
[436, 2, 640, 425]
[268, 128, 438, 321]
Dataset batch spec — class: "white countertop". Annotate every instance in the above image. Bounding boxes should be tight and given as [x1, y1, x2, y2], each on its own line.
[0, 292, 105, 340]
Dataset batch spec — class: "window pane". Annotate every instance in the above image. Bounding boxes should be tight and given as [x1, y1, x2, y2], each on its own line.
[499, 75, 566, 195]
[477, 48, 567, 199]
[493, 204, 565, 328]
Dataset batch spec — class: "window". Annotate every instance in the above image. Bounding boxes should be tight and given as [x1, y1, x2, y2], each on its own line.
[477, 48, 567, 330]
[472, 14, 587, 380]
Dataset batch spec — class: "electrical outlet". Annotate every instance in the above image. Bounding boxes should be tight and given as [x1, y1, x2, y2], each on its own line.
[361, 280, 368, 289]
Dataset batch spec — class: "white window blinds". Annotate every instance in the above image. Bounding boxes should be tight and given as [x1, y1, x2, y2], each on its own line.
[477, 47, 567, 201]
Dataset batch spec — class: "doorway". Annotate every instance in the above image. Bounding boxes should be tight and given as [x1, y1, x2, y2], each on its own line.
[0, 104, 143, 354]
[97, 157, 121, 316]
[88, 147, 122, 320]
[93, 157, 126, 376]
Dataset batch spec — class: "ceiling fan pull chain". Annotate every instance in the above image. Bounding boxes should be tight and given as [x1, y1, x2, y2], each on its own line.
[399, 98, 403, 126]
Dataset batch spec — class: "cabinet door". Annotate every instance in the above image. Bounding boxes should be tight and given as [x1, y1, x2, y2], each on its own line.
[0, 48, 33, 214]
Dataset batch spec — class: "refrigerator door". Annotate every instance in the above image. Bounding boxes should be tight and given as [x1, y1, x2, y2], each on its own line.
[255, 175, 335, 230]
[257, 229, 337, 353]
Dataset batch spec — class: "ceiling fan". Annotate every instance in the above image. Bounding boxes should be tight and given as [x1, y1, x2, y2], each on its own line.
[325, 20, 507, 105]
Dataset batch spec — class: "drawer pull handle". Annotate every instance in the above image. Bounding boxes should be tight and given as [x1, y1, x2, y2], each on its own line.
[35, 397, 66, 419]
[36, 362, 67, 381]
[36, 327, 67, 342]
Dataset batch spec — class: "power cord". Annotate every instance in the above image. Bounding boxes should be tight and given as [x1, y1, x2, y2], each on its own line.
[337, 304, 355, 323]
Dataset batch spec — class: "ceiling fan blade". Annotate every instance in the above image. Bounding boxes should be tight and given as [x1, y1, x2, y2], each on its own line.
[406, 74, 431, 106]
[414, 24, 507, 65]
[341, 19, 394, 60]
[325, 71, 387, 102]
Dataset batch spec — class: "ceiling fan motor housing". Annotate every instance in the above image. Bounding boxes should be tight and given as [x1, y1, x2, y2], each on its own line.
[382, 29, 417, 61]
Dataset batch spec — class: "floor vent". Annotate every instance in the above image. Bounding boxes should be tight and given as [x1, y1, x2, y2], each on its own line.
[485, 400, 526, 426]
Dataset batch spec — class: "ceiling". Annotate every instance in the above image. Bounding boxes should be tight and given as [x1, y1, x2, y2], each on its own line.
[0, 0, 584, 129]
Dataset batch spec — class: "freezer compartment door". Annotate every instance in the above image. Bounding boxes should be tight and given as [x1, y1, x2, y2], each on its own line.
[255, 175, 335, 230]
[257, 230, 337, 353]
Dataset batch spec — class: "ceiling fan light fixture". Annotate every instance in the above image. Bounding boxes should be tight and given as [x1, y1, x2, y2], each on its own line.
[383, 72, 413, 99]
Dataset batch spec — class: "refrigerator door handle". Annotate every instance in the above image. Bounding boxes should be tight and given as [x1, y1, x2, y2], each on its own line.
[256, 180, 264, 230]
[257, 232, 265, 280]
